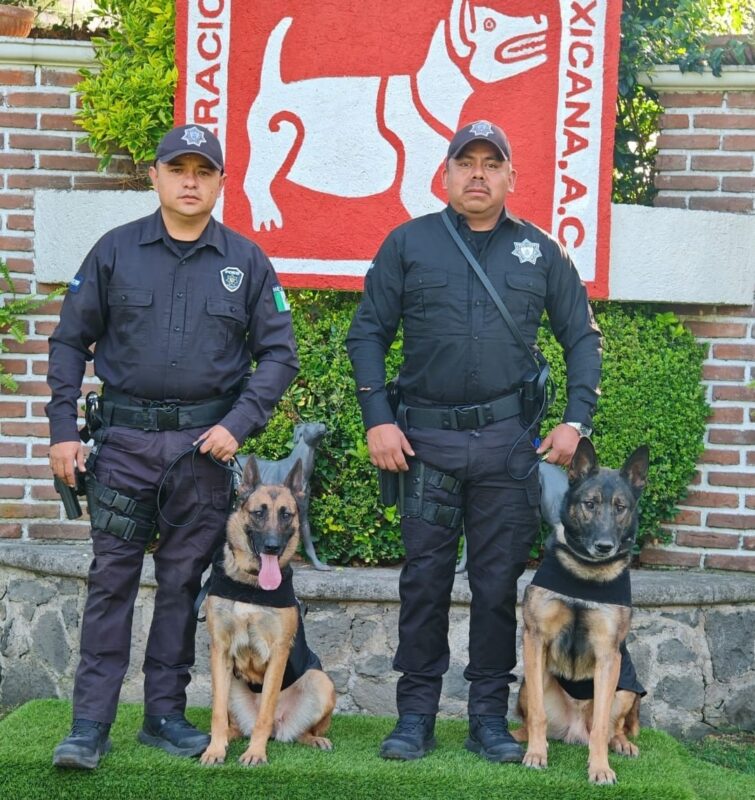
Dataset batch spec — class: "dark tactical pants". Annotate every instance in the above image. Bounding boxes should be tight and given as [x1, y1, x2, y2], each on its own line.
[394, 416, 540, 718]
[73, 425, 231, 724]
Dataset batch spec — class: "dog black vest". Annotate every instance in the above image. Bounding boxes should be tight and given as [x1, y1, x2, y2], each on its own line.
[207, 556, 323, 692]
[530, 545, 646, 699]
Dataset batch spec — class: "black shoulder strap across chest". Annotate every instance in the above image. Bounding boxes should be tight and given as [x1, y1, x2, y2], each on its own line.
[441, 210, 542, 373]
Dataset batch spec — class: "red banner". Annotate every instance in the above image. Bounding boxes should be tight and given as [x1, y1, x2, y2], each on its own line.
[176, 0, 621, 296]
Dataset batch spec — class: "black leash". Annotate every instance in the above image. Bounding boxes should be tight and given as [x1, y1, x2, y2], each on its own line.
[156, 442, 240, 528]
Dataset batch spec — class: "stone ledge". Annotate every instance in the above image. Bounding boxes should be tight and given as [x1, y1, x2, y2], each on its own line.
[2, 541, 755, 607]
[638, 64, 755, 91]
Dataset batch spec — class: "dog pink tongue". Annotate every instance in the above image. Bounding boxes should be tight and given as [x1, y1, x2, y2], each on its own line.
[259, 554, 282, 591]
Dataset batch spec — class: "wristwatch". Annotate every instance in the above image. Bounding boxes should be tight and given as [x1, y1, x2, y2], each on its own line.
[565, 421, 592, 437]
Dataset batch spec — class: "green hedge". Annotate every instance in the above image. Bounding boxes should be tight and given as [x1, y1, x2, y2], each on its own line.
[249, 293, 708, 565]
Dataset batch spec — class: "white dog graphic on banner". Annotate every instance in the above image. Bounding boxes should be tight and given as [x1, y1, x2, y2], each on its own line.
[245, 0, 548, 231]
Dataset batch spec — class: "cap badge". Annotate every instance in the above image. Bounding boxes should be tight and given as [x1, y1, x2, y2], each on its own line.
[220, 266, 244, 292]
[512, 239, 542, 265]
[469, 121, 495, 137]
[181, 126, 207, 148]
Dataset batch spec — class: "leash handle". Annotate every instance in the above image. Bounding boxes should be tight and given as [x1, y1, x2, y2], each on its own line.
[156, 443, 238, 529]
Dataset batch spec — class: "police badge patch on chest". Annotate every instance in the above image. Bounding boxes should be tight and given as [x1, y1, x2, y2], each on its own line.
[220, 266, 244, 292]
[512, 239, 542, 265]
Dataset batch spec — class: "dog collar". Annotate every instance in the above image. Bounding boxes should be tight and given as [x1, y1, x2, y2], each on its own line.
[531, 546, 632, 607]
[207, 556, 297, 608]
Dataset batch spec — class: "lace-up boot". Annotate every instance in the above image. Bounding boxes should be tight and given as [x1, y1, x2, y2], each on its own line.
[53, 719, 112, 769]
[138, 713, 210, 757]
[465, 715, 523, 762]
[379, 713, 437, 760]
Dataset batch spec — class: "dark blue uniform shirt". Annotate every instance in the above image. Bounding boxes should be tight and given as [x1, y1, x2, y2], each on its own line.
[46, 209, 299, 445]
[346, 207, 602, 430]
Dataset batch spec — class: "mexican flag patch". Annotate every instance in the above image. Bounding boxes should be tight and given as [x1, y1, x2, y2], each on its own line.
[272, 285, 290, 312]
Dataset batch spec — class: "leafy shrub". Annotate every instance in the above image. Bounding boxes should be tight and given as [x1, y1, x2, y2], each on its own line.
[75, 0, 177, 167]
[245, 291, 404, 565]
[0, 260, 64, 391]
[251, 293, 708, 564]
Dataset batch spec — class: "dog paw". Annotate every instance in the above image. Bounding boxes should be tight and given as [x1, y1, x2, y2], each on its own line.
[239, 748, 268, 767]
[589, 765, 617, 784]
[311, 736, 333, 750]
[610, 736, 639, 757]
[297, 732, 333, 750]
[523, 750, 548, 769]
[199, 746, 227, 766]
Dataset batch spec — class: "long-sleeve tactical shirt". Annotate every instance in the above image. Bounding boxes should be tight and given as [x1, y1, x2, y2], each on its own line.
[346, 206, 601, 430]
[46, 209, 298, 445]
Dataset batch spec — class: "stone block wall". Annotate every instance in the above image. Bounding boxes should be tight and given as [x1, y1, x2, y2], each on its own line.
[1, 546, 754, 739]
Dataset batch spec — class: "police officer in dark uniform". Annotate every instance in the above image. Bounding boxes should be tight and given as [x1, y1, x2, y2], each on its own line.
[346, 121, 601, 762]
[46, 124, 298, 769]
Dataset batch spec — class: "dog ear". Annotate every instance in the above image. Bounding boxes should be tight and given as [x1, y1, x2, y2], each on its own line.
[284, 457, 304, 496]
[240, 454, 262, 492]
[621, 445, 650, 497]
[568, 437, 598, 484]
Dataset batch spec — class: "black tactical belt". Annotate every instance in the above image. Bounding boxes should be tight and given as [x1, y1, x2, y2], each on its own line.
[400, 391, 521, 431]
[100, 390, 237, 432]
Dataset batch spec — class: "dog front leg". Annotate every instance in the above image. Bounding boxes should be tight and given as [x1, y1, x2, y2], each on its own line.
[201, 640, 234, 765]
[521, 628, 549, 769]
[239, 645, 289, 766]
[588, 651, 622, 784]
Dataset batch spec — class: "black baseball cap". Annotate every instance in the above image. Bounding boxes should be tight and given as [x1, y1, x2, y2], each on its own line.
[447, 120, 511, 162]
[155, 124, 224, 171]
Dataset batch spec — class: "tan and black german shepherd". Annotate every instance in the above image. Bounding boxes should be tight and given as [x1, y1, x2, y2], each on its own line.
[200, 456, 336, 767]
[513, 438, 650, 784]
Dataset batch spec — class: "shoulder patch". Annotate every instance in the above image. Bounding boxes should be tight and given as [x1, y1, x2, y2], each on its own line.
[272, 285, 290, 312]
[68, 274, 83, 294]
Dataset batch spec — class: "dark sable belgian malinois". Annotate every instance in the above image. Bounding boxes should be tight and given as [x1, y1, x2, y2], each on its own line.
[200, 456, 335, 767]
[513, 438, 650, 785]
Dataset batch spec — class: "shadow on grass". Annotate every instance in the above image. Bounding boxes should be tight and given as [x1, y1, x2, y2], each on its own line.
[0, 700, 753, 800]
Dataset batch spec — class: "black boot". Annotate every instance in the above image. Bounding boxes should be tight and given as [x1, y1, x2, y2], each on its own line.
[465, 715, 523, 763]
[379, 714, 436, 760]
[138, 713, 210, 757]
[53, 719, 112, 769]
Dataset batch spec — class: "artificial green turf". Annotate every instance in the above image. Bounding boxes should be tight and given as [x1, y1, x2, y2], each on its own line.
[0, 700, 751, 800]
[683, 732, 755, 775]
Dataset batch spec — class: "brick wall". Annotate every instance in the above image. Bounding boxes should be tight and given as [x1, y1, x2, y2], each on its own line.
[0, 43, 134, 543]
[636, 67, 755, 571]
[640, 306, 755, 572]
[1, 46, 753, 570]
[652, 68, 755, 214]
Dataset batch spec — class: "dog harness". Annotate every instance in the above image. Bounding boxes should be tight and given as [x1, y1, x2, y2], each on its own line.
[530, 544, 646, 699]
[206, 555, 323, 692]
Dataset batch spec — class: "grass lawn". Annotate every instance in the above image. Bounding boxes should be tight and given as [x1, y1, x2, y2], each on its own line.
[682, 731, 755, 776]
[0, 700, 753, 800]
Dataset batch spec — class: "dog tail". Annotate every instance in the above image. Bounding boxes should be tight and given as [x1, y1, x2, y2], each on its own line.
[261, 17, 293, 89]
